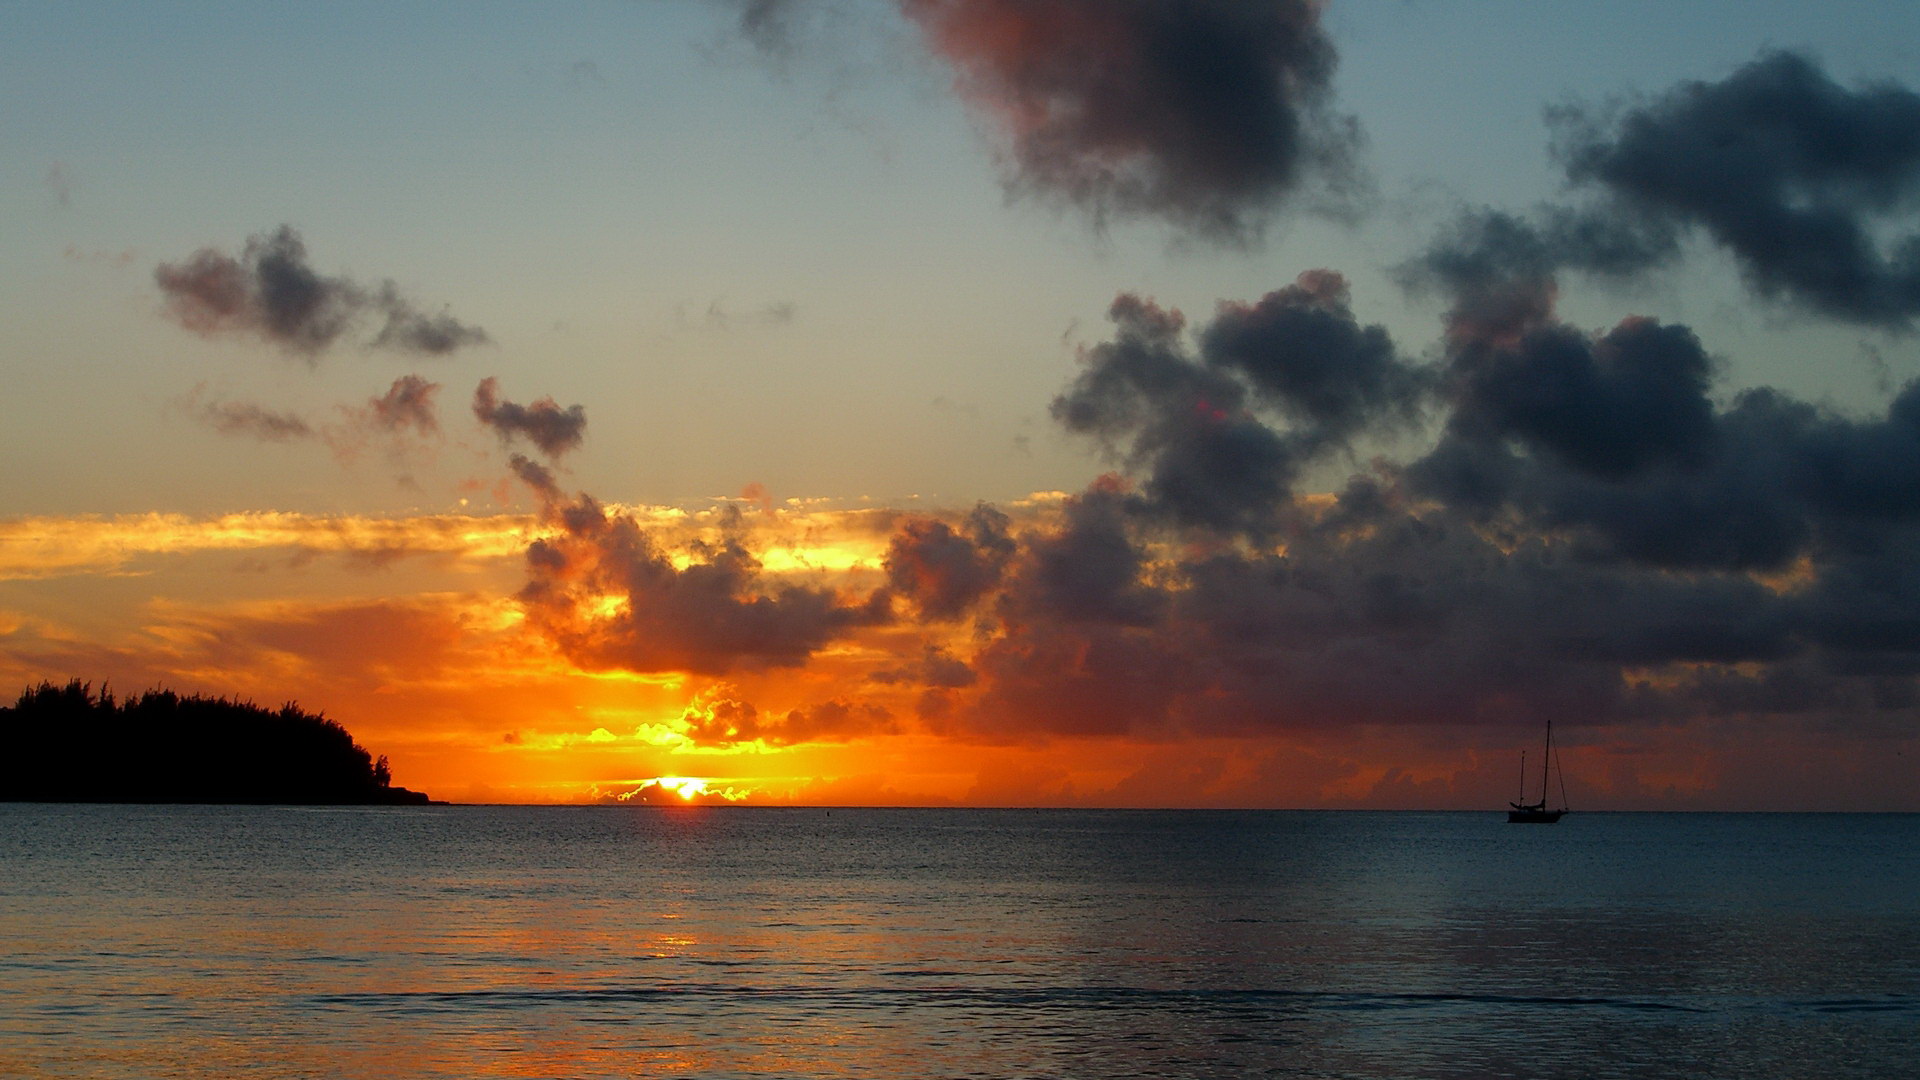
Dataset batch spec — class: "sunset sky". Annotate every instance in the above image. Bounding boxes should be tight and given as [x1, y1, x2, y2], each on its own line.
[6, 0, 1920, 808]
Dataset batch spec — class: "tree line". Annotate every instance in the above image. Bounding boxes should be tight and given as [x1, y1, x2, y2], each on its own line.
[1, 680, 434, 804]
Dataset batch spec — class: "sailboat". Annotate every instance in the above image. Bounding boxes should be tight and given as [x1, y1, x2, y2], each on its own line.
[1507, 719, 1569, 823]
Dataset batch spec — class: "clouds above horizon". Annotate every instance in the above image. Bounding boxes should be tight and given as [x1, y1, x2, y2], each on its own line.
[14, 11, 1920, 807]
[398, 40, 1920, 771]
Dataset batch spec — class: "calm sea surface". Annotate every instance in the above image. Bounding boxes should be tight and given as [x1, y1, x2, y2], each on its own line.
[1, 806, 1915, 1079]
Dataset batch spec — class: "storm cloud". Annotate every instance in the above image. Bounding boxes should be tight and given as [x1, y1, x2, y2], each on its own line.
[154, 226, 489, 356]
[901, 0, 1361, 242]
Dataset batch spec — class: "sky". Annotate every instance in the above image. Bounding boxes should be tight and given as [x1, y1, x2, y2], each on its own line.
[5, 0, 1920, 808]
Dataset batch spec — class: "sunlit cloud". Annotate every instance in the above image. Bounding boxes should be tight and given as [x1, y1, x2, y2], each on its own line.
[0, 511, 538, 581]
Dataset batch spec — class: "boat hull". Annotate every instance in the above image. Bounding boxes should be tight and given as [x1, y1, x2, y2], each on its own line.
[1506, 808, 1565, 823]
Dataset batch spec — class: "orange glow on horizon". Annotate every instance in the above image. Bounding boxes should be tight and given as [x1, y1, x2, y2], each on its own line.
[4, 503, 1915, 812]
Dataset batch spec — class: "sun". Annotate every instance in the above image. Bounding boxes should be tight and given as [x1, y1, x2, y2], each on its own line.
[654, 776, 711, 801]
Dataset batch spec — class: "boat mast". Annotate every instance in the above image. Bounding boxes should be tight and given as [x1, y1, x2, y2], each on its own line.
[1517, 750, 1528, 804]
[1539, 720, 1553, 809]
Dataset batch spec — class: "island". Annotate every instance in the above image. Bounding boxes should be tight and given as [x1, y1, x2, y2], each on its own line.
[0, 680, 435, 804]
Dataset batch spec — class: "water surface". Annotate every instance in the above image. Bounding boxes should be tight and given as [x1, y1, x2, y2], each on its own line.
[2, 806, 1914, 1078]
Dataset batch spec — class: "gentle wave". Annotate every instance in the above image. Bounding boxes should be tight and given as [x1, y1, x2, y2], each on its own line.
[305, 983, 1918, 1018]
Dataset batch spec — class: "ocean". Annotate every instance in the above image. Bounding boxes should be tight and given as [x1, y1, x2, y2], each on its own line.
[2, 806, 1915, 1079]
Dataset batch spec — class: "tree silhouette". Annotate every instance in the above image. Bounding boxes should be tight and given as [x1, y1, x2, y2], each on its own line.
[0, 680, 434, 804]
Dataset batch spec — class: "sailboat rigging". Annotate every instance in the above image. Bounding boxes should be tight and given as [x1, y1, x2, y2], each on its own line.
[1507, 719, 1569, 823]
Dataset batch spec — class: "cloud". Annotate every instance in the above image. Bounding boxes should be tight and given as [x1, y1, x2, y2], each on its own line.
[901, 0, 1361, 243]
[196, 400, 316, 443]
[1412, 376, 1920, 574]
[1554, 50, 1920, 328]
[154, 226, 489, 356]
[1201, 269, 1430, 444]
[184, 377, 445, 486]
[677, 298, 798, 332]
[1441, 315, 1718, 480]
[869, 644, 977, 688]
[1052, 294, 1297, 535]
[0, 510, 532, 581]
[1400, 207, 1676, 347]
[680, 686, 897, 747]
[882, 503, 1014, 619]
[1398, 215, 1920, 575]
[364, 375, 441, 436]
[472, 377, 587, 458]
[903, 236, 1920, 749]
[413, 246, 1920, 769]
[506, 453, 564, 505]
[732, 0, 804, 59]
[45, 162, 75, 208]
[370, 286, 492, 355]
[513, 474, 889, 676]
[1006, 477, 1164, 627]
[1052, 274, 1424, 536]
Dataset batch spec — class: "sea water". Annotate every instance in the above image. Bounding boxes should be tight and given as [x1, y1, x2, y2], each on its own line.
[1, 806, 1915, 1079]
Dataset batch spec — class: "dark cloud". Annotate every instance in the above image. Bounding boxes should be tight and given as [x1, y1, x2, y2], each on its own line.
[883, 503, 1015, 619]
[1009, 478, 1165, 627]
[154, 226, 488, 356]
[1415, 375, 1920, 575]
[1400, 205, 1920, 577]
[507, 454, 563, 504]
[465, 258, 1920, 754]
[1555, 50, 1920, 328]
[946, 462, 1916, 744]
[472, 377, 587, 458]
[1201, 269, 1429, 444]
[1053, 294, 1297, 535]
[1401, 208, 1676, 347]
[967, 614, 1197, 737]
[1052, 276, 1424, 536]
[1442, 316, 1718, 480]
[900, 0, 1361, 243]
[915, 229, 1920, 746]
